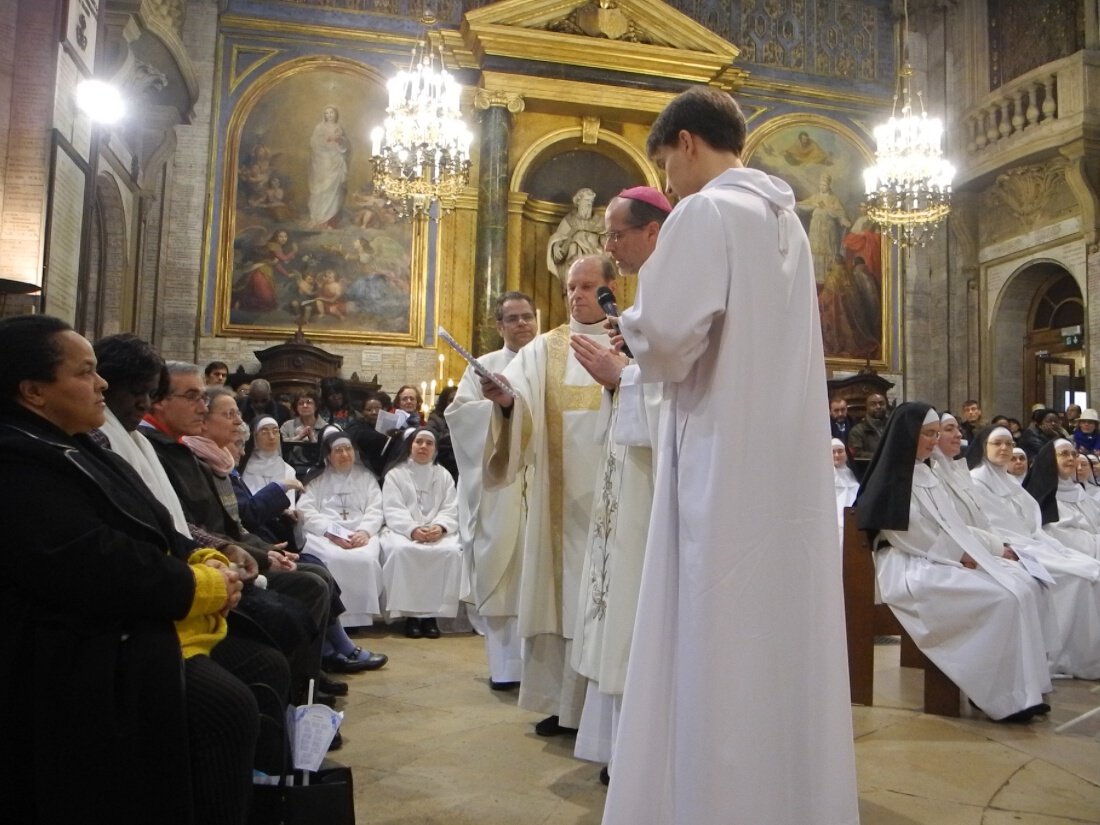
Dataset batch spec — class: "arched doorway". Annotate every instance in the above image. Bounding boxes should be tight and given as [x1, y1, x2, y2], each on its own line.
[990, 261, 1084, 419]
[1023, 269, 1085, 414]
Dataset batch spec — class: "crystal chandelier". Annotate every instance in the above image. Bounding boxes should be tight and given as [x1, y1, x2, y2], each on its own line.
[863, 0, 954, 247]
[370, 22, 472, 220]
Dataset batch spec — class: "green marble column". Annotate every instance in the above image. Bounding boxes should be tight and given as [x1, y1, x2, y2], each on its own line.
[471, 91, 523, 355]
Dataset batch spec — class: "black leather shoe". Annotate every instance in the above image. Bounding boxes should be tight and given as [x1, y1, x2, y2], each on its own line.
[489, 680, 520, 691]
[599, 766, 610, 787]
[405, 617, 422, 639]
[327, 730, 343, 751]
[323, 647, 389, 673]
[534, 715, 577, 737]
[422, 617, 441, 639]
[316, 675, 348, 696]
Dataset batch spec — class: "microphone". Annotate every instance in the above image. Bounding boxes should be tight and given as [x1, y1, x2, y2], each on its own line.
[596, 286, 632, 358]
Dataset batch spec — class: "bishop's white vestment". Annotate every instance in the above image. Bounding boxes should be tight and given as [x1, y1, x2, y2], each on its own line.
[605, 168, 859, 825]
[298, 465, 384, 627]
[446, 347, 527, 683]
[485, 319, 607, 727]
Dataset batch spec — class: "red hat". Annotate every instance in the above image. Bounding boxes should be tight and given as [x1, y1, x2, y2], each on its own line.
[617, 186, 672, 213]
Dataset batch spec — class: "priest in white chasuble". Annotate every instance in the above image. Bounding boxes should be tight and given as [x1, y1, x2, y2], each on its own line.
[602, 87, 859, 825]
[445, 291, 537, 690]
[480, 254, 616, 736]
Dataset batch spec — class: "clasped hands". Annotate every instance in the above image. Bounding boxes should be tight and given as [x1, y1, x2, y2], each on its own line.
[959, 544, 1019, 570]
[412, 524, 445, 543]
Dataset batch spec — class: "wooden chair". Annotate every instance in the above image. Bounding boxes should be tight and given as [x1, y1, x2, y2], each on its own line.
[842, 507, 960, 716]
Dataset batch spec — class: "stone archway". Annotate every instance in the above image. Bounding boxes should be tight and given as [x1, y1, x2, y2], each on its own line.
[80, 173, 128, 339]
[989, 260, 1083, 419]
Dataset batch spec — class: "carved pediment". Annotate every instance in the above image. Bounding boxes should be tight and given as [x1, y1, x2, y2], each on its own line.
[445, 0, 745, 90]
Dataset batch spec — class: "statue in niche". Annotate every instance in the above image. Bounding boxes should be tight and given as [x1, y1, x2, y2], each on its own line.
[546, 187, 605, 286]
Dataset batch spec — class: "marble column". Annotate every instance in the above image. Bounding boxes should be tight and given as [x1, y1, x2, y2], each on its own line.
[471, 90, 523, 355]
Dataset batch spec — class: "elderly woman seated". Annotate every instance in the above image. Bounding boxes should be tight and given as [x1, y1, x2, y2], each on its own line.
[857, 402, 1052, 722]
[832, 437, 858, 540]
[0, 316, 262, 824]
[381, 427, 463, 639]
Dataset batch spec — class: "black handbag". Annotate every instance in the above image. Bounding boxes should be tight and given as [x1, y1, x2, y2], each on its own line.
[248, 684, 356, 825]
[249, 761, 355, 825]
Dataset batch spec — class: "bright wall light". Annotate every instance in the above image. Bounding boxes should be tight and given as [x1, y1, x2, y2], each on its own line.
[76, 79, 125, 124]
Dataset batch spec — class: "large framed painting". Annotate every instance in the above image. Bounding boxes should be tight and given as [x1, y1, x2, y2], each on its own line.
[744, 116, 891, 368]
[214, 56, 427, 345]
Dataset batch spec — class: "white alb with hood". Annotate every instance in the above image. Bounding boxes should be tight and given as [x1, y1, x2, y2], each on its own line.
[604, 168, 858, 825]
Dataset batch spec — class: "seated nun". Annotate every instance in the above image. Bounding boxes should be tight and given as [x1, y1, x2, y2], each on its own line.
[856, 402, 1052, 722]
[242, 416, 298, 496]
[380, 427, 463, 639]
[237, 416, 301, 548]
[1024, 439, 1100, 562]
[832, 437, 858, 539]
[1019, 440, 1100, 678]
[298, 429, 385, 629]
[1078, 453, 1100, 504]
[966, 430, 1100, 679]
[1008, 447, 1029, 483]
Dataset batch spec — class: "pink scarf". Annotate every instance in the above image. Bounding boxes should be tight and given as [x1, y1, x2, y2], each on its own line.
[181, 435, 236, 477]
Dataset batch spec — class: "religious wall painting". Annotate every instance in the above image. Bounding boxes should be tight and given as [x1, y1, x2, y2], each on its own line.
[214, 57, 427, 345]
[744, 116, 891, 368]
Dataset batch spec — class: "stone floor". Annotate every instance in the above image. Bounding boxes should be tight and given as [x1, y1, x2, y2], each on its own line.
[327, 627, 1100, 824]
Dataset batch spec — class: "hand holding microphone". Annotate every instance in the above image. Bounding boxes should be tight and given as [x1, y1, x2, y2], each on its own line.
[596, 286, 632, 358]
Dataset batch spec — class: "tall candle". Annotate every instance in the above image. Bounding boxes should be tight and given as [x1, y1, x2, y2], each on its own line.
[536, 308, 542, 335]
[438, 353, 444, 382]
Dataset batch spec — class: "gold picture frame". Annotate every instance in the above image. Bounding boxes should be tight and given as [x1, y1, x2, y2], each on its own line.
[744, 114, 892, 369]
[213, 55, 428, 346]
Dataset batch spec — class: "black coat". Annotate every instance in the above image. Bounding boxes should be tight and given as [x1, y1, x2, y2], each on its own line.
[0, 405, 196, 824]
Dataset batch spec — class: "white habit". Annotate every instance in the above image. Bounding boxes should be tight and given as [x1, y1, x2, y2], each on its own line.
[485, 319, 607, 728]
[297, 464, 384, 627]
[380, 460, 463, 618]
[877, 463, 1052, 719]
[605, 168, 859, 825]
[446, 347, 527, 683]
[969, 460, 1100, 679]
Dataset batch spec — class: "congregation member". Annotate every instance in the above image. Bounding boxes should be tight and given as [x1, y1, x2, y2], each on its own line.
[348, 391, 396, 477]
[318, 376, 360, 426]
[205, 359, 229, 386]
[1029, 442, 1100, 560]
[1065, 403, 1083, 432]
[243, 416, 299, 496]
[857, 403, 1052, 723]
[1016, 439, 1100, 678]
[959, 398, 983, 442]
[445, 291, 537, 690]
[848, 391, 888, 462]
[480, 254, 616, 738]
[1073, 407, 1100, 453]
[394, 383, 425, 427]
[0, 316, 257, 824]
[1020, 407, 1061, 458]
[833, 437, 859, 537]
[567, 184, 670, 778]
[830, 396, 854, 444]
[603, 87, 858, 825]
[297, 429, 386, 631]
[239, 377, 291, 426]
[141, 363, 340, 701]
[380, 427, 463, 639]
[281, 389, 323, 442]
[1080, 454, 1100, 503]
[236, 415, 302, 549]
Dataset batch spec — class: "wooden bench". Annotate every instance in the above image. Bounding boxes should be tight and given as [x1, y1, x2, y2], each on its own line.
[842, 506, 960, 717]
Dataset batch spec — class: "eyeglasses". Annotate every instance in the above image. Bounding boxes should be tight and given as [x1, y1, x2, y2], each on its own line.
[170, 390, 208, 405]
[500, 313, 535, 324]
[600, 225, 644, 244]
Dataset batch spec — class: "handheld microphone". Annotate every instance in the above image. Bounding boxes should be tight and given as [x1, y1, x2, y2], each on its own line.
[596, 286, 632, 358]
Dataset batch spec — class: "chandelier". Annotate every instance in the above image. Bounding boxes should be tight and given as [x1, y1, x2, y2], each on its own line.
[863, 0, 954, 247]
[370, 23, 472, 220]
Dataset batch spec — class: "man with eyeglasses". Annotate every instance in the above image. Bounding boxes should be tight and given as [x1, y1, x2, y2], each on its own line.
[445, 291, 537, 693]
[141, 361, 344, 705]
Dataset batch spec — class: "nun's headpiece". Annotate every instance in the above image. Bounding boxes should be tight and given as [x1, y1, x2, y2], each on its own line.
[1023, 438, 1066, 524]
[855, 401, 935, 533]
